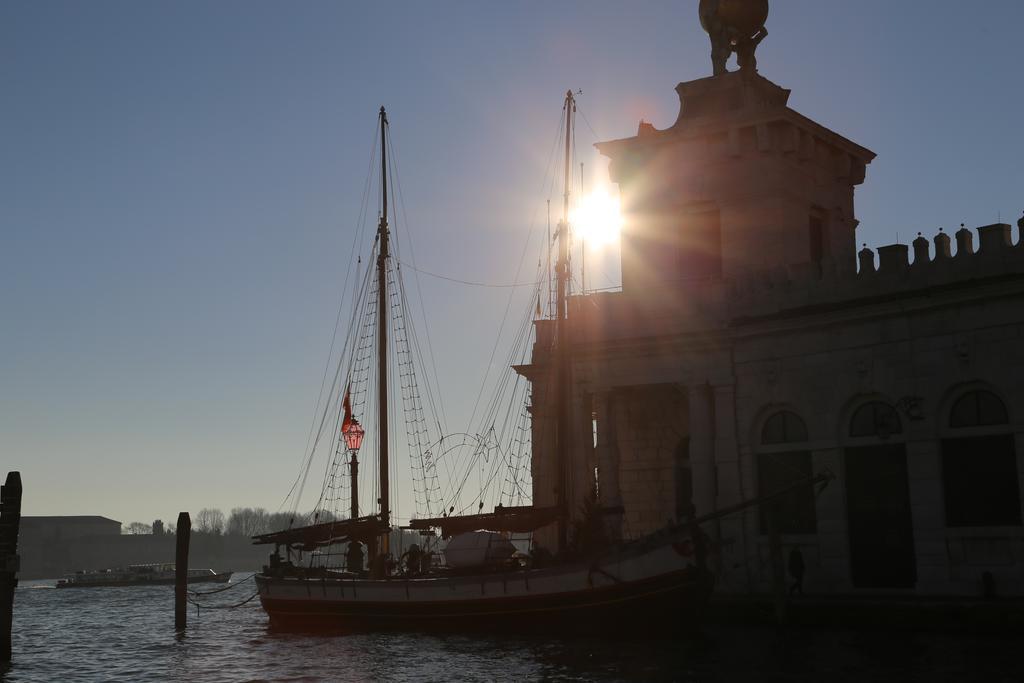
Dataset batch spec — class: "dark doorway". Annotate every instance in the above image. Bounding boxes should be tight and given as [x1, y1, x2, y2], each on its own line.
[942, 434, 1021, 527]
[844, 444, 917, 588]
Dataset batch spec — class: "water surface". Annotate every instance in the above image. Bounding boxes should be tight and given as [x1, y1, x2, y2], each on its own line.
[3, 576, 1019, 682]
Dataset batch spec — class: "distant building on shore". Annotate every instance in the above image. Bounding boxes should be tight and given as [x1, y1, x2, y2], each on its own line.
[20, 516, 122, 541]
[17, 514, 266, 580]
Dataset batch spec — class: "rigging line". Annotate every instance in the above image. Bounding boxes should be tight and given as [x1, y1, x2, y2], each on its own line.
[437, 109, 561, 512]
[367, 295, 381, 515]
[356, 117, 383, 272]
[463, 104, 567, 436]
[382, 132, 428, 523]
[312, 387, 349, 515]
[485, 425, 520, 505]
[386, 129, 449, 435]
[305, 252, 368, 517]
[396, 260, 542, 288]
[460, 352, 532, 507]
[395, 266, 444, 516]
[390, 259, 431, 517]
[576, 106, 603, 145]
[306, 122, 377, 471]
[460, 240, 534, 431]
[399, 269, 447, 456]
[282, 125, 381, 519]
[473, 277, 537, 441]
[320, 263, 378, 521]
[387, 263, 403, 528]
[439, 256, 544, 508]
[446, 284, 540, 507]
[277, 124, 381, 516]
[547, 199, 553, 318]
[307, 246, 376, 465]
[295, 242, 380, 519]
[503, 402, 533, 504]
[490, 258, 545, 412]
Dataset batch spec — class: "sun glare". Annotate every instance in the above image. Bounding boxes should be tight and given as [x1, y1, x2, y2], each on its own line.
[572, 187, 622, 248]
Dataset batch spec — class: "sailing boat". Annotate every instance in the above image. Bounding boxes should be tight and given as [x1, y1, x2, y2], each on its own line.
[253, 99, 805, 631]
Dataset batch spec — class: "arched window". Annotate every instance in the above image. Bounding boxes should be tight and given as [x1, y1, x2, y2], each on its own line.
[761, 410, 808, 445]
[758, 410, 816, 534]
[949, 390, 1009, 428]
[942, 390, 1020, 527]
[849, 401, 902, 438]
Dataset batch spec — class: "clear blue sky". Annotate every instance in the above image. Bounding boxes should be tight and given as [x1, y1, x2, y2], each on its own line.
[3, 1, 1023, 526]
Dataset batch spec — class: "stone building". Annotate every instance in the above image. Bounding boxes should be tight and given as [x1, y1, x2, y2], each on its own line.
[520, 69, 1024, 597]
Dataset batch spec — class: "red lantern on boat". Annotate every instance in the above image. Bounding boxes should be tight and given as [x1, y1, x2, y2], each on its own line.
[342, 419, 364, 453]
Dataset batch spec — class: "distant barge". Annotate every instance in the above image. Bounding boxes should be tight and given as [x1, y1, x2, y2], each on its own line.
[56, 563, 232, 588]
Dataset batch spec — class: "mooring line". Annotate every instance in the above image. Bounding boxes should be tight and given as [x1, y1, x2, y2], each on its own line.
[186, 590, 260, 611]
[187, 573, 255, 597]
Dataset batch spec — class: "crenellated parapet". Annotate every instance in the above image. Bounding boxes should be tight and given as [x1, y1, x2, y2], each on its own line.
[728, 219, 1024, 319]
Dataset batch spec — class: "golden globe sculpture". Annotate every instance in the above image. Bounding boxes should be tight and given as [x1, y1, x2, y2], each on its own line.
[698, 0, 770, 76]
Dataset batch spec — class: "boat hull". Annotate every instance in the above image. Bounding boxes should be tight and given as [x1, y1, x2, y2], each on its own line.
[256, 537, 712, 632]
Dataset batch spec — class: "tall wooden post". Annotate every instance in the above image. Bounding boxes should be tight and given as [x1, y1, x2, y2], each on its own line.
[1, 472, 23, 663]
[554, 89, 575, 552]
[349, 452, 359, 520]
[174, 511, 191, 631]
[376, 106, 391, 557]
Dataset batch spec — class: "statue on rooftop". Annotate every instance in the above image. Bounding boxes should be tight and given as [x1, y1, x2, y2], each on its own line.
[699, 0, 770, 76]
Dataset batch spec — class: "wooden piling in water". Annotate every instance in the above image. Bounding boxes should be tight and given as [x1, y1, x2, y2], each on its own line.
[1, 472, 23, 663]
[175, 511, 191, 631]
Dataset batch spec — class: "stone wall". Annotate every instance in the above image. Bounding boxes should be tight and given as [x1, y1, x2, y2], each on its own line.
[610, 386, 688, 538]
[730, 274, 1024, 596]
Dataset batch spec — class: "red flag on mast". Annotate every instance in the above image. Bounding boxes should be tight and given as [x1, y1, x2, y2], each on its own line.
[342, 387, 353, 432]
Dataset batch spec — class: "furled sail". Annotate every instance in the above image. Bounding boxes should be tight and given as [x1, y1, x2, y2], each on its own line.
[406, 505, 560, 539]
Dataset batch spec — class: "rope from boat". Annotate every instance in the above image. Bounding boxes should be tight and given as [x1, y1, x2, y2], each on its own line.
[587, 563, 621, 586]
[186, 590, 260, 611]
[187, 572, 255, 596]
[396, 260, 542, 289]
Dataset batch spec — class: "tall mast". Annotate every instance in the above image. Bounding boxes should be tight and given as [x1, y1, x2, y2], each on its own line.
[377, 106, 391, 532]
[555, 90, 574, 551]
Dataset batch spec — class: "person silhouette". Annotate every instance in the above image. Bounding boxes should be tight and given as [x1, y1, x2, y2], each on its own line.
[346, 540, 364, 573]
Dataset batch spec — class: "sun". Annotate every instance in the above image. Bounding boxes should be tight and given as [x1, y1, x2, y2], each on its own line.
[572, 187, 622, 248]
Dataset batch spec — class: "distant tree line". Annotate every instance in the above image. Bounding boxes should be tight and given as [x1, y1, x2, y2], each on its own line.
[122, 508, 338, 537]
